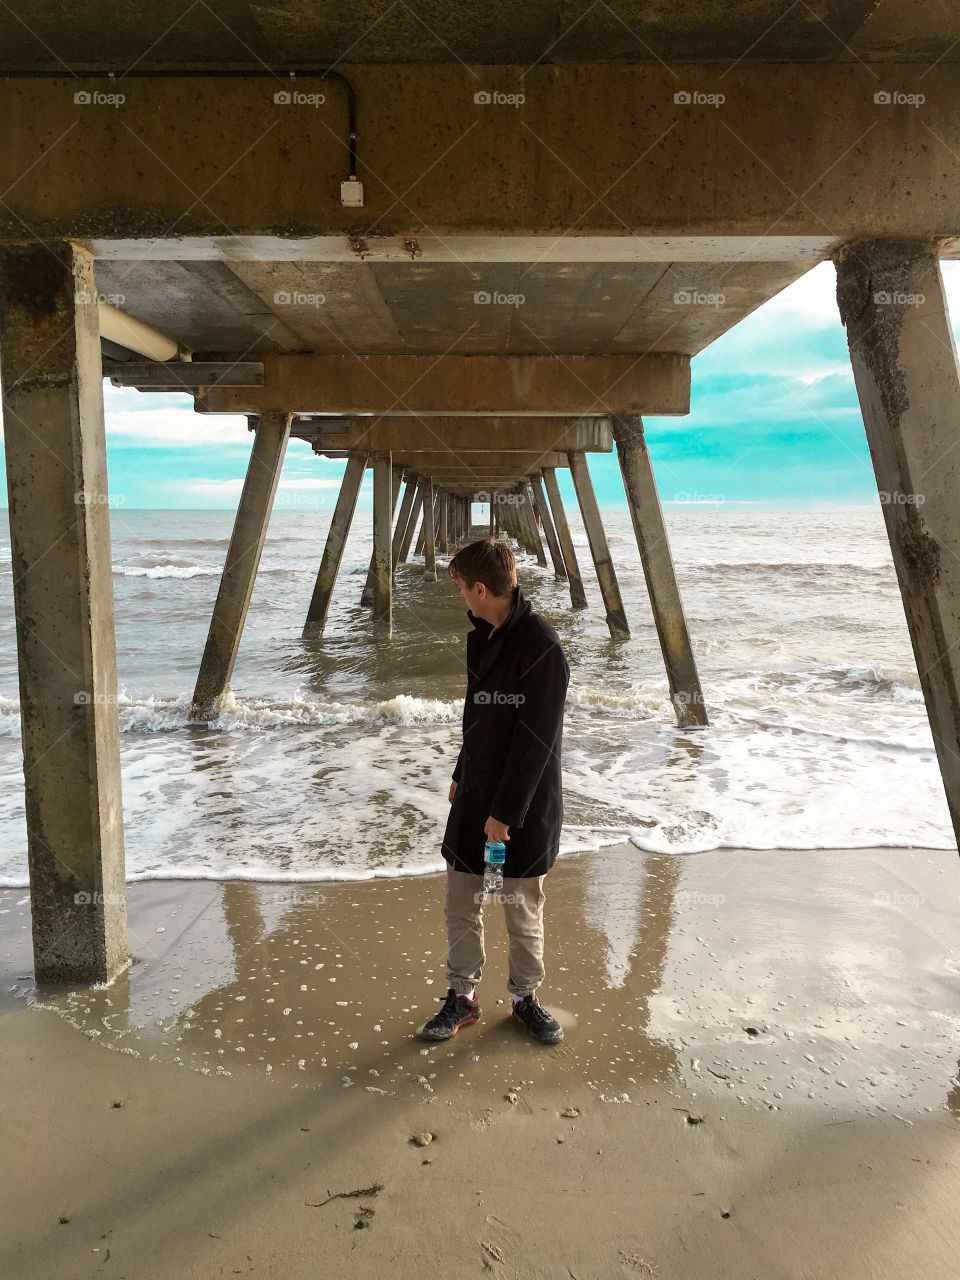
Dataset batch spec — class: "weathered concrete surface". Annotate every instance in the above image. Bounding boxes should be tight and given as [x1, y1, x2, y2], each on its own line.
[521, 485, 548, 567]
[197, 354, 688, 416]
[297, 417, 613, 453]
[569, 451, 630, 637]
[3, 66, 960, 244]
[190, 413, 291, 719]
[361, 466, 402, 607]
[389, 474, 418, 570]
[531, 472, 567, 579]
[0, 241, 127, 984]
[542, 468, 588, 609]
[96, 254, 806, 361]
[614, 415, 708, 728]
[439, 491, 450, 555]
[835, 238, 960, 849]
[397, 482, 423, 565]
[302, 451, 367, 632]
[5, 3, 953, 67]
[372, 454, 393, 633]
[422, 477, 437, 580]
[364, 450, 569, 470]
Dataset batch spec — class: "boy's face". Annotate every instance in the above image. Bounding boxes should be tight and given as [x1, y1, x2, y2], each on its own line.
[453, 574, 488, 616]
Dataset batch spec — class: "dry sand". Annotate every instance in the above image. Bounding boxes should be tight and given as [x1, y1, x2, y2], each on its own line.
[2, 844, 960, 1278]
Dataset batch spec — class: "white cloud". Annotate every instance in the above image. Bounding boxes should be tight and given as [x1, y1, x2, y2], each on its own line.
[104, 407, 252, 448]
[182, 475, 345, 497]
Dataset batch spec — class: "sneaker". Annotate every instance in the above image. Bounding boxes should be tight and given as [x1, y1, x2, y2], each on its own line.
[418, 988, 481, 1041]
[511, 993, 564, 1045]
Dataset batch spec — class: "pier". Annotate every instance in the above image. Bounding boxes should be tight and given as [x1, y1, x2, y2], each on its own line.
[1, 9, 960, 988]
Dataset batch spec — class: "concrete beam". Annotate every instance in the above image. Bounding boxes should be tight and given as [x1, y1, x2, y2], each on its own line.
[835, 238, 960, 851]
[190, 412, 292, 719]
[357, 451, 569, 470]
[297, 417, 612, 453]
[0, 240, 127, 985]
[5, 66, 960, 243]
[196, 354, 688, 416]
[613, 415, 708, 728]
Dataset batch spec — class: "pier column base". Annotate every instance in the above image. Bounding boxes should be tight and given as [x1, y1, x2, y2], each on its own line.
[0, 241, 127, 984]
[836, 238, 960, 850]
[614, 416, 707, 727]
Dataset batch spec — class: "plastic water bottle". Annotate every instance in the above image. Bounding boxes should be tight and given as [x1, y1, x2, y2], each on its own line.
[483, 841, 506, 895]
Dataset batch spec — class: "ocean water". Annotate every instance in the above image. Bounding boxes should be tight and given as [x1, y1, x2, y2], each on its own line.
[0, 505, 952, 886]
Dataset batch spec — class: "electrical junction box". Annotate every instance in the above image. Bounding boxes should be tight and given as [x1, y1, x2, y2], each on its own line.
[340, 178, 364, 208]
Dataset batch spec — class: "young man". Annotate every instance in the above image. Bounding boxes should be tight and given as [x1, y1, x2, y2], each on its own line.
[419, 536, 571, 1046]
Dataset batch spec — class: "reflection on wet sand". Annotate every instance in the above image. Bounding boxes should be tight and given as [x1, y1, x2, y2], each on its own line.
[5, 843, 959, 1121]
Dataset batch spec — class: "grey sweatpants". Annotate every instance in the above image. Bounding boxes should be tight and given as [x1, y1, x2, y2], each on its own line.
[443, 866, 546, 997]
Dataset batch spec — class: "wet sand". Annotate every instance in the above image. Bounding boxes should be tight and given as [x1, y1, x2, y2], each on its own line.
[3, 844, 960, 1278]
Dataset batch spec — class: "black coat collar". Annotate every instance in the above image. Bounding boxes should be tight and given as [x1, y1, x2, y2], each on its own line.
[466, 585, 531, 684]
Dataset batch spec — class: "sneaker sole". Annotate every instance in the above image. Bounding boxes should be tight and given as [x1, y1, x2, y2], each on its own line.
[418, 1014, 480, 1042]
[512, 1013, 563, 1045]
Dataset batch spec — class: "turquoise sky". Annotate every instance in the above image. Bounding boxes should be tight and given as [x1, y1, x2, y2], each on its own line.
[3, 260, 960, 512]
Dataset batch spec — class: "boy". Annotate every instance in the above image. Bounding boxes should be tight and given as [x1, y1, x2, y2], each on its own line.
[420, 537, 570, 1045]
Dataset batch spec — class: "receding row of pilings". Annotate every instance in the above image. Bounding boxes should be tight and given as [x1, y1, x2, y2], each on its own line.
[188, 420, 708, 740]
[8, 240, 960, 987]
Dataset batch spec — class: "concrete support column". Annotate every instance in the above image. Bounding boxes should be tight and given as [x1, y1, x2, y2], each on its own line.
[423, 478, 438, 580]
[440, 491, 450, 555]
[613, 416, 707, 727]
[398, 482, 424, 564]
[521, 483, 548, 566]
[302, 452, 368, 633]
[488, 500, 495, 536]
[568, 451, 630, 637]
[531, 473, 567, 579]
[361, 466, 402, 606]
[191, 411, 292, 719]
[0, 241, 127, 984]
[835, 239, 960, 849]
[504, 496, 524, 549]
[371, 453, 393, 634]
[390, 473, 417, 569]
[542, 468, 587, 608]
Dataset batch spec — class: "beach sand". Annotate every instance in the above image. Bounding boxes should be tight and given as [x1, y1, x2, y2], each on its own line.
[2, 844, 960, 1278]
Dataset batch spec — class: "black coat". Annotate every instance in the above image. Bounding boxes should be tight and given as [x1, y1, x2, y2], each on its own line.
[441, 585, 571, 879]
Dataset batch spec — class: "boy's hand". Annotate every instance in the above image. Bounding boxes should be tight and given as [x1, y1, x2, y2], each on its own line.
[448, 781, 458, 803]
[484, 816, 510, 843]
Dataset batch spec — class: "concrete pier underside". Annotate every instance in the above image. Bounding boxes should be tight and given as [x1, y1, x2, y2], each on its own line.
[3, 6, 960, 981]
